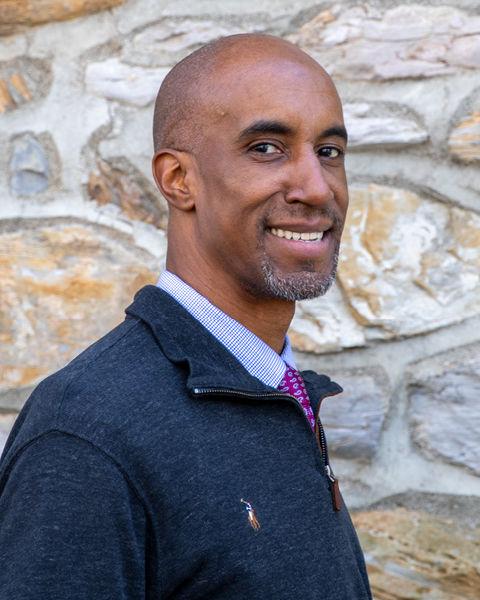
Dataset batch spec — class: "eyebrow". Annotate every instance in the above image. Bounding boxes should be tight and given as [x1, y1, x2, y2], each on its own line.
[322, 125, 348, 143]
[236, 120, 294, 142]
[236, 119, 348, 143]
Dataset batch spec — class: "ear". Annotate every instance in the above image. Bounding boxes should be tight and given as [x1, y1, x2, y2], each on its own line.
[152, 149, 196, 211]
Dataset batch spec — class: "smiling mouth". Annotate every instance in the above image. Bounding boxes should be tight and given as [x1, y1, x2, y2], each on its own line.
[268, 227, 325, 241]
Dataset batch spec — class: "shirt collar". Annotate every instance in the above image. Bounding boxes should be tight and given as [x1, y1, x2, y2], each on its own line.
[157, 270, 295, 388]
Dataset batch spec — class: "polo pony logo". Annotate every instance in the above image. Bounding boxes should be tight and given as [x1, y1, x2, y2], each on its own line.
[240, 498, 260, 531]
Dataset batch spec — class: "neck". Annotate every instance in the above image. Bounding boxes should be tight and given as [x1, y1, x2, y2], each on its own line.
[166, 264, 295, 355]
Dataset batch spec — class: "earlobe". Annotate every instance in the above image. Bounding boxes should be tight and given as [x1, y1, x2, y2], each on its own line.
[152, 149, 196, 211]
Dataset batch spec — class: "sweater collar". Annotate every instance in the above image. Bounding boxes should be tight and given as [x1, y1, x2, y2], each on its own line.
[126, 285, 342, 403]
[157, 270, 295, 388]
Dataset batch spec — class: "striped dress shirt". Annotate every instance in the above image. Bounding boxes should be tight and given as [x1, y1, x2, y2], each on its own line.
[157, 270, 296, 388]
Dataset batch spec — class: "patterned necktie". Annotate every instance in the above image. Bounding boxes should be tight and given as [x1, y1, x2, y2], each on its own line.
[278, 365, 316, 429]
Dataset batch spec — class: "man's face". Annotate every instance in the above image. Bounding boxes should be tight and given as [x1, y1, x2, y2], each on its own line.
[191, 53, 348, 302]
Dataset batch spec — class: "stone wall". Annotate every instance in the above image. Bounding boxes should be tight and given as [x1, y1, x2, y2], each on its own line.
[1, 1, 479, 597]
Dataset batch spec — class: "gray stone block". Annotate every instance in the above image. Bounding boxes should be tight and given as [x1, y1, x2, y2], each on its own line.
[320, 367, 390, 460]
[9, 133, 49, 196]
[408, 343, 480, 475]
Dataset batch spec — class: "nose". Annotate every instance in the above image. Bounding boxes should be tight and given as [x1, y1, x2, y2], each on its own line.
[284, 149, 334, 206]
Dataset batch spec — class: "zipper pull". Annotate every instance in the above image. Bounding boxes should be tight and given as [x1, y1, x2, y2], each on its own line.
[325, 465, 341, 512]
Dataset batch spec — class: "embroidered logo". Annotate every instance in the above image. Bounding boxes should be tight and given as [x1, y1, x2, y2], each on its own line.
[240, 498, 260, 531]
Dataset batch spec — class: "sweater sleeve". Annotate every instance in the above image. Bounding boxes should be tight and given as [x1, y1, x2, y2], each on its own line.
[0, 431, 147, 600]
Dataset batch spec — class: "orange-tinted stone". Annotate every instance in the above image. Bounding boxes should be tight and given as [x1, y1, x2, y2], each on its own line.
[0, 0, 124, 34]
[0, 219, 159, 393]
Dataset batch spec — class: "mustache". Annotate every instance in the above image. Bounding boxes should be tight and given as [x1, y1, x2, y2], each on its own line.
[262, 205, 344, 230]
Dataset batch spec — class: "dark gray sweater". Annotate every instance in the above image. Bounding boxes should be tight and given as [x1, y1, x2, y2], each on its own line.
[0, 285, 372, 599]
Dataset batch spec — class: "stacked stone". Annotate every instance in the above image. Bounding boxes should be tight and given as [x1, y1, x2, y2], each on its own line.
[0, 2, 479, 598]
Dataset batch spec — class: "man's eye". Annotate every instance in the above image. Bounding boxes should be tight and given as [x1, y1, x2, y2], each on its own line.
[318, 147, 343, 158]
[251, 143, 281, 154]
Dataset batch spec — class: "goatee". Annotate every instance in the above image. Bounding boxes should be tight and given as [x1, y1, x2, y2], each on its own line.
[259, 243, 340, 301]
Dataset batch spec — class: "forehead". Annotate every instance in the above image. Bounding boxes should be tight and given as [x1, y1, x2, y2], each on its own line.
[202, 56, 343, 136]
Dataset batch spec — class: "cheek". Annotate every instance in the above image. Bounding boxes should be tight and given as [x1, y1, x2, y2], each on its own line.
[326, 170, 348, 208]
[203, 175, 273, 221]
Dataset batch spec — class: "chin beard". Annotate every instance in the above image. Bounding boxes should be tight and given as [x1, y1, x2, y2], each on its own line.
[259, 246, 339, 301]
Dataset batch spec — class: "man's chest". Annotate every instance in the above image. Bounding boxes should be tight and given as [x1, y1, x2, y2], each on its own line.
[136, 400, 371, 599]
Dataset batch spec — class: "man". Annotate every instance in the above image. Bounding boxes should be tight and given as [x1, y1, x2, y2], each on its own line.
[0, 34, 372, 599]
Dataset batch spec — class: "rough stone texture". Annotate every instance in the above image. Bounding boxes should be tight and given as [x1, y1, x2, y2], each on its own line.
[407, 343, 480, 476]
[0, 57, 51, 113]
[344, 103, 429, 149]
[290, 5, 480, 80]
[320, 368, 389, 460]
[122, 18, 256, 67]
[290, 285, 366, 353]
[336, 184, 480, 340]
[85, 58, 169, 106]
[9, 133, 50, 195]
[95, 105, 155, 186]
[291, 183, 480, 353]
[449, 110, 480, 163]
[88, 158, 168, 229]
[0, 34, 27, 62]
[114, 1, 293, 38]
[353, 504, 480, 599]
[0, 0, 124, 35]
[0, 219, 159, 393]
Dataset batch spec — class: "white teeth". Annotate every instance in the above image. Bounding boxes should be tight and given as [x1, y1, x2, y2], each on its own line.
[269, 228, 324, 241]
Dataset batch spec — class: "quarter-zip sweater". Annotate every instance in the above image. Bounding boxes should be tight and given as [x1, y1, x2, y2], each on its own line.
[0, 286, 372, 600]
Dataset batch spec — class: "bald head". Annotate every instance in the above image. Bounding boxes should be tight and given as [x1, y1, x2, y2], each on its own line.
[152, 34, 335, 153]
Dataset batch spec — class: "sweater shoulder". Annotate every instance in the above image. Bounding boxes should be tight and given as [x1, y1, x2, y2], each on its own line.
[1, 315, 180, 468]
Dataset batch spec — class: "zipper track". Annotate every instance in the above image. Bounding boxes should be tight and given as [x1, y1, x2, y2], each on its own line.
[193, 386, 342, 511]
[193, 386, 341, 511]
[193, 386, 333, 473]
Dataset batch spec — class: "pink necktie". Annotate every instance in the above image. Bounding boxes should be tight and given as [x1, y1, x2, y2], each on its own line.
[278, 366, 316, 429]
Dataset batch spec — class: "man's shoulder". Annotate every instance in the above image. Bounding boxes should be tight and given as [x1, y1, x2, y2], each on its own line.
[60, 314, 163, 391]
[1, 313, 184, 469]
[44, 314, 165, 406]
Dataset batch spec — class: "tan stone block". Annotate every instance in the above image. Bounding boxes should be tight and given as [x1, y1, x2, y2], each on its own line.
[0, 78, 13, 112]
[353, 507, 480, 599]
[448, 111, 480, 163]
[336, 184, 480, 338]
[0, 0, 124, 35]
[451, 207, 480, 255]
[291, 182, 480, 353]
[9, 72, 30, 101]
[0, 219, 159, 393]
